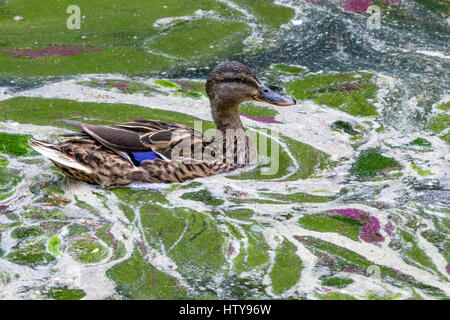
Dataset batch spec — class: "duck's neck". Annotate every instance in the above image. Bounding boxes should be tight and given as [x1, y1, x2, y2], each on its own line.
[210, 98, 244, 134]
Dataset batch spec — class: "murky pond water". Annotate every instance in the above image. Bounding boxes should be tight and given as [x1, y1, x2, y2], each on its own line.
[0, 0, 448, 299]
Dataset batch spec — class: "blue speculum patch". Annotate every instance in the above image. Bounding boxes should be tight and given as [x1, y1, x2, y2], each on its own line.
[130, 151, 161, 164]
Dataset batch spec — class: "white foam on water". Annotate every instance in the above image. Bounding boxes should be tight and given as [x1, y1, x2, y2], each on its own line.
[152, 10, 221, 28]
[416, 50, 450, 60]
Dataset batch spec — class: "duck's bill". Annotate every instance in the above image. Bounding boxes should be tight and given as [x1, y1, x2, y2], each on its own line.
[255, 86, 296, 106]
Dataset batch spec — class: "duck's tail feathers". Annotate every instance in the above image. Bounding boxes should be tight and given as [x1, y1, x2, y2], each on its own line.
[28, 139, 93, 174]
[56, 119, 90, 137]
[56, 119, 85, 131]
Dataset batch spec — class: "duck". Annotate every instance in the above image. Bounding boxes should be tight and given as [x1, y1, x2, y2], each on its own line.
[29, 61, 296, 188]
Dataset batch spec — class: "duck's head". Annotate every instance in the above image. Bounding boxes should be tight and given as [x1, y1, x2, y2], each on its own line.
[206, 61, 296, 108]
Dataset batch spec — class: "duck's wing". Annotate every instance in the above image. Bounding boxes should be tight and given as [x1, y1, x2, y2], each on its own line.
[57, 119, 208, 160]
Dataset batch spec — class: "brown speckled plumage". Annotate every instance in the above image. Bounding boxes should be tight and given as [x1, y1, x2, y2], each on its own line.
[29, 62, 295, 188]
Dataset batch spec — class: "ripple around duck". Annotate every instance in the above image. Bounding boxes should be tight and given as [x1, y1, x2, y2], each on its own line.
[0, 0, 449, 300]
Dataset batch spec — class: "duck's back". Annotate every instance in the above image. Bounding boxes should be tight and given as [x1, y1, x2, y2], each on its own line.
[29, 119, 250, 188]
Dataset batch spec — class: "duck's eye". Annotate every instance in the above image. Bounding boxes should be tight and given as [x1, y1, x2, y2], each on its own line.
[262, 89, 269, 93]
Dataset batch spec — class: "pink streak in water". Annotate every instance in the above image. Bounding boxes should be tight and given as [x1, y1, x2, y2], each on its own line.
[0, 45, 101, 58]
[342, 0, 402, 12]
[326, 208, 385, 243]
[384, 221, 396, 237]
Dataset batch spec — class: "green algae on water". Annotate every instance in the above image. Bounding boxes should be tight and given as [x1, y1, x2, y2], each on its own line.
[408, 138, 432, 147]
[0, 97, 216, 135]
[43, 185, 65, 196]
[233, 224, 270, 273]
[260, 192, 334, 203]
[349, 135, 364, 142]
[426, 114, 450, 134]
[227, 133, 292, 181]
[80, 78, 204, 99]
[411, 163, 432, 176]
[239, 103, 278, 118]
[66, 224, 90, 238]
[295, 236, 446, 296]
[279, 134, 331, 181]
[69, 238, 108, 264]
[435, 102, 450, 111]
[0, 166, 24, 201]
[175, 90, 203, 99]
[140, 205, 226, 280]
[331, 121, 360, 136]
[174, 80, 207, 95]
[269, 239, 303, 295]
[398, 229, 442, 277]
[286, 72, 378, 116]
[180, 189, 224, 206]
[78, 79, 166, 96]
[420, 229, 449, 262]
[298, 214, 362, 241]
[426, 114, 450, 143]
[231, 0, 295, 28]
[228, 131, 330, 181]
[0, 222, 22, 232]
[271, 63, 306, 75]
[297, 236, 373, 270]
[23, 206, 67, 220]
[112, 187, 169, 206]
[0, 156, 8, 168]
[0, 0, 261, 77]
[350, 148, 400, 181]
[147, 18, 251, 61]
[153, 80, 180, 89]
[228, 197, 286, 205]
[225, 221, 243, 240]
[96, 225, 126, 260]
[317, 292, 357, 300]
[320, 276, 354, 288]
[180, 181, 203, 189]
[226, 208, 255, 221]
[106, 248, 188, 299]
[11, 226, 44, 240]
[74, 195, 99, 216]
[48, 235, 62, 256]
[362, 289, 402, 300]
[0, 133, 38, 157]
[40, 221, 67, 233]
[6, 242, 56, 267]
[119, 203, 136, 222]
[45, 285, 86, 300]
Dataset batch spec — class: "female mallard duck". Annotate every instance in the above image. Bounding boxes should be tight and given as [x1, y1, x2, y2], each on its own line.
[29, 61, 296, 188]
